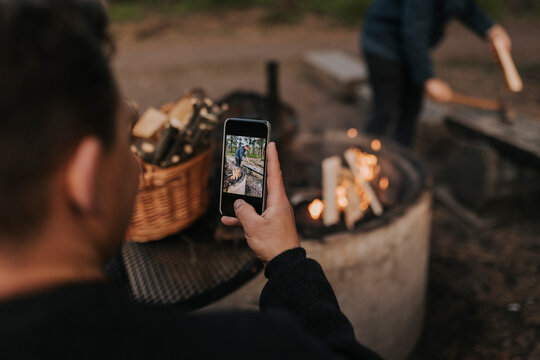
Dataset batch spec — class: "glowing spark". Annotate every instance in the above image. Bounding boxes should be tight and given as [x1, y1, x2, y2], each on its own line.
[379, 177, 389, 190]
[308, 199, 324, 220]
[371, 139, 382, 152]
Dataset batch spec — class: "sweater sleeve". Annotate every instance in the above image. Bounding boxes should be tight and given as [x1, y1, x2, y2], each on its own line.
[402, 0, 436, 85]
[457, 0, 494, 38]
[259, 248, 383, 360]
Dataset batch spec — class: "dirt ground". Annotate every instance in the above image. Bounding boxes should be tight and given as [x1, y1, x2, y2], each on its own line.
[111, 10, 540, 359]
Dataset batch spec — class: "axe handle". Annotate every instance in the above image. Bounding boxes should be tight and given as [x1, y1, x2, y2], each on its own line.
[493, 37, 523, 92]
[451, 93, 501, 111]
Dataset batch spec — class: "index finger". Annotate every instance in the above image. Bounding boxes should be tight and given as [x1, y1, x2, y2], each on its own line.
[265, 142, 287, 207]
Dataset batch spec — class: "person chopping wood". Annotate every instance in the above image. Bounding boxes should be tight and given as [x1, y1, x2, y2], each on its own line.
[235, 144, 250, 167]
[0, 1, 381, 359]
[361, 0, 512, 147]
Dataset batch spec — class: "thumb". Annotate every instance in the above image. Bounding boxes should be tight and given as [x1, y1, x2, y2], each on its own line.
[233, 200, 261, 231]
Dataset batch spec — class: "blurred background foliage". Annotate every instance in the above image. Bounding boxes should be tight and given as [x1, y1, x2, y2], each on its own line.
[108, 0, 540, 23]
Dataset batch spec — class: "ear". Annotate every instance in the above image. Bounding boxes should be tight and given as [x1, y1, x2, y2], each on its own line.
[65, 137, 104, 215]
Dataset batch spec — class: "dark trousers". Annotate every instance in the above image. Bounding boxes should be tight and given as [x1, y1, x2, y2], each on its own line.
[235, 156, 242, 167]
[364, 52, 424, 147]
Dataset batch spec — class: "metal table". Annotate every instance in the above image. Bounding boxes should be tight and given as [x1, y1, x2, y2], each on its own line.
[105, 187, 263, 311]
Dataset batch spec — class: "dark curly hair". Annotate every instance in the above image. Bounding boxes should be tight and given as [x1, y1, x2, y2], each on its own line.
[0, 0, 118, 239]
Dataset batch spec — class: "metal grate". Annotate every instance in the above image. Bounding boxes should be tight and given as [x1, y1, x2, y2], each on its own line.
[105, 215, 262, 310]
[121, 237, 260, 306]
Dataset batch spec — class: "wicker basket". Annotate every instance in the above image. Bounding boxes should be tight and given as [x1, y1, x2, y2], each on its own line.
[126, 147, 213, 242]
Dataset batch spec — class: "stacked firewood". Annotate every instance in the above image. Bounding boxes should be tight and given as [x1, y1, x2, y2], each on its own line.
[130, 90, 228, 167]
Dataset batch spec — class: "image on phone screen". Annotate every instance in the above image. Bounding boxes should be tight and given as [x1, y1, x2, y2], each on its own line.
[223, 135, 267, 198]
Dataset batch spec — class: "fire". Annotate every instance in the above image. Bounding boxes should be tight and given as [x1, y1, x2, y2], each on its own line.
[360, 200, 369, 211]
[308, 199, 324, 220]
[371, 139, 382, 152]
[336, 185, 349, 210]
[347, 128, 358, 138]
[319, 144, 387, 226]
[379, 176, 389, 190]
[231, 168, 242, 181]
[355, 184, 371, 211]
[351, 148, 380, 181]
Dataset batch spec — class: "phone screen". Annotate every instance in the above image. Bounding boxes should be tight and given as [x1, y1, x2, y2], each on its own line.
[220, 119, 269, 217]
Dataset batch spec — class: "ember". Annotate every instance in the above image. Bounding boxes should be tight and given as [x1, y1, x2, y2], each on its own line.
[379, 176, 389, 191]
[347, 128, 358, 138]
[370, 139, 382, 152]
[335, 185, 349, 210]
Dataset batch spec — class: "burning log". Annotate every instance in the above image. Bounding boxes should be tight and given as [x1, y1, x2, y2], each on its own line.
[343, 179, 364, 230]
[322, 156, 341, 226]
[344, 148, 384, 216]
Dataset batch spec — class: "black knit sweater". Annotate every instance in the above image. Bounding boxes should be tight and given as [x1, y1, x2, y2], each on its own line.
[0, 248, 382, 359]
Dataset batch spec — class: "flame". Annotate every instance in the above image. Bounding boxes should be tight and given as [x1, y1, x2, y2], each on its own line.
[379, 176, 389, 190]
[352, 148, 380, 181]
[360, 200, 369, 211]
[336, 185, 349, 210]
[371, 139, 382, 152]
[308, 199, 324, 220]
[347, 128, 358, 138]
[230, 168, 242, 181]
[355, 184, 371, 211]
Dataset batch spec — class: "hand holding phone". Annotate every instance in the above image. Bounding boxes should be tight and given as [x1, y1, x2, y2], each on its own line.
[221, 142, 300, 264]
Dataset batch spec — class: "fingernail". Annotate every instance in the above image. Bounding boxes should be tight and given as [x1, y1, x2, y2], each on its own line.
[234, 200, 245, 209]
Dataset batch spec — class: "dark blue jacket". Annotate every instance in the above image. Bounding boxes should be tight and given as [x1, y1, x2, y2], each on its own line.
[235, 146, 247, 159]
[362, 0, 494, 84]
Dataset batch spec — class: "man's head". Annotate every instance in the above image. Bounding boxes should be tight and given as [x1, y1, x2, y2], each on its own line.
[244, 145, 250, 150]
[0, 0, 138, 255]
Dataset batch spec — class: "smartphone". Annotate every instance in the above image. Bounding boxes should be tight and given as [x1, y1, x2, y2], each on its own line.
[220, 118, 270, 217]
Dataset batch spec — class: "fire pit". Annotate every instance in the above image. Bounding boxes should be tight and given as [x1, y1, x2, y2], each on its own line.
[224, 163, 247, 195]
[203, 130, 433, 360]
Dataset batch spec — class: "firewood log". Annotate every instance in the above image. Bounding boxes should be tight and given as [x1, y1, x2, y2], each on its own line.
[322, 156, 341, 226]
[168, 96, 194, 131]
[204, 97, 214, 108]
[159, 154, 182, 168]
[188, 88, 207, 102]
[161, 104, 202, 162]
[152, 126, 178, 164]
[199, 107, 219, 124]
[131, 139, 157, 163]
[132, 107, 169, 139]
[160, 102, 175, 114]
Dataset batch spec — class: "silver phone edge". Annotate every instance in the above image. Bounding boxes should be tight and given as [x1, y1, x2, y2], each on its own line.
[218, 118, 230, 216]
[219, 118, 271, 216]
[262, 121, 271, 212]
